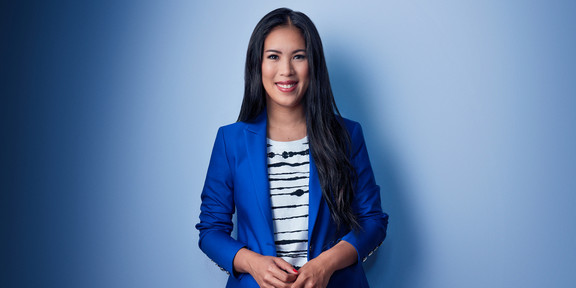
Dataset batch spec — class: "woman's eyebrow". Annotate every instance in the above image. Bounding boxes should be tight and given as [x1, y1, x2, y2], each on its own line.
[264, 49, 306, 54]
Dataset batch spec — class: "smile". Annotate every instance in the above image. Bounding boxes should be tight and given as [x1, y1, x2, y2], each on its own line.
[275, 81, 298, 92]
[277, 83, 296, 88]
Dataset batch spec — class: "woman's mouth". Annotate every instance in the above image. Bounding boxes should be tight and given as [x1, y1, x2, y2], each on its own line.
[275, 81, 298, 92]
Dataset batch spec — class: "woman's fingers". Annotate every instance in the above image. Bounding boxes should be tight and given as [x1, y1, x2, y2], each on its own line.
[273, 257, 299, 275]
[250, 256, 298, 288]
[289, 258, 331, 288]
[270, 258, 298, 282]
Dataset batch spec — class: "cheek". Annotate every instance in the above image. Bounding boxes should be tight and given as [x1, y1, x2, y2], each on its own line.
[261, 63, 274, 80]
[298, 65, 309, 83]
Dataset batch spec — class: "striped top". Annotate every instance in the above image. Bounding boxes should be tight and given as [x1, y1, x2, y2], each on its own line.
[267, 136, 309, 269]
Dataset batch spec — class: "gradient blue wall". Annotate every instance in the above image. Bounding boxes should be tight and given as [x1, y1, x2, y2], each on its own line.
[3, 1, 575, 287]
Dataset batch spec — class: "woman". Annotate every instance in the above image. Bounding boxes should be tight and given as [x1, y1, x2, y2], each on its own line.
[196, 8, 388, 288]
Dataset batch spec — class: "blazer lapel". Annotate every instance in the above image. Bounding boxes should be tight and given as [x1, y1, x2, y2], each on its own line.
[307, 152, 322, 244]
[244, 112, 275, 236]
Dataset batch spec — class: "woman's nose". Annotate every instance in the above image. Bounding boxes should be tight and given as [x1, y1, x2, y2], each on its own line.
[279, 59, 294, 76]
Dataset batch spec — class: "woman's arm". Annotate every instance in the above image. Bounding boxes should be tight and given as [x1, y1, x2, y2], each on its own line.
[196, 127, 247, 276]
[340, 121, 389, 263]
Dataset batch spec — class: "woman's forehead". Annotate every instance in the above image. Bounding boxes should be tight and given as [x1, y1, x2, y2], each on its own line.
[264, 26, 306, 50]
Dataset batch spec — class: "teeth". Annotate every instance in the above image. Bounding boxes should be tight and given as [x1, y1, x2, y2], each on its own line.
[278, 83, 295, 88]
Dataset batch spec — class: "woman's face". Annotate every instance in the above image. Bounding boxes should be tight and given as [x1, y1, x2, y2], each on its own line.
[262, 25, 309, 111]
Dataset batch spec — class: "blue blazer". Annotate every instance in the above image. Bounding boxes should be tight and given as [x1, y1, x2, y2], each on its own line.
[196, 112, 388, 287]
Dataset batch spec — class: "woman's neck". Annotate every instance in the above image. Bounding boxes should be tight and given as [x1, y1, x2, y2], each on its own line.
[266, 105, 307, 142]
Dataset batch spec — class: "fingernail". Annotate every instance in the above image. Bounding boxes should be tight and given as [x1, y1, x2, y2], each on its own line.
[293, 268, 298, 273]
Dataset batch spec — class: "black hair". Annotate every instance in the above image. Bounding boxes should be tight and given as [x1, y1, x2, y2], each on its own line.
[237, 8, 360, 231]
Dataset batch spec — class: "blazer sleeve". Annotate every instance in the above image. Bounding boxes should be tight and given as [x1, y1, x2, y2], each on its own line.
[341, 122, 389, 263]
[195, 127, 246, 276]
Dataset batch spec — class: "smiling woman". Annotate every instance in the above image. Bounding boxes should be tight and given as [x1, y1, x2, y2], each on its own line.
[196, 7, 388, 288]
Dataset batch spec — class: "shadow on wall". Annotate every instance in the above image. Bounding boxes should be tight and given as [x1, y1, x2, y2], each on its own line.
[327, 46, 421, 288]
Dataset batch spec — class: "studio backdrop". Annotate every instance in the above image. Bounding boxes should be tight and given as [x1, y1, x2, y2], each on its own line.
[3, 0, 575, 287]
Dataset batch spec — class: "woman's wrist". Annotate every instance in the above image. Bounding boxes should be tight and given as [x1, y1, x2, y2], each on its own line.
[313, 251, 339, 276]
[316, 240, 358, 273]
[233, 248, 260, 274]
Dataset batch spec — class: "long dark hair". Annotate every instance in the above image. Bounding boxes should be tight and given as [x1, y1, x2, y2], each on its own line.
[238, 8, 360, 231]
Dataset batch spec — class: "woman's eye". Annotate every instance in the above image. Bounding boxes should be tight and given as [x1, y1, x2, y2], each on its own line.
[267, 55, 279, 60]
[294, 54, 306, 60]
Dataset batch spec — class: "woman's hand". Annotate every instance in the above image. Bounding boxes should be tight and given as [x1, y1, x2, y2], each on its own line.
[289, 258, 333, 288]
[290, 240, 358, 288]
[250, 256, 299, 288]
[234, 248, 298, 288]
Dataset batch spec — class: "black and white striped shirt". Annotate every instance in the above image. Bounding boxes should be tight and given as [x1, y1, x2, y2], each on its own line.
[267, 136, 309, 269]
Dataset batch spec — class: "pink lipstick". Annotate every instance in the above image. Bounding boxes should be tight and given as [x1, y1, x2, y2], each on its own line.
[275, 80, 298, 92]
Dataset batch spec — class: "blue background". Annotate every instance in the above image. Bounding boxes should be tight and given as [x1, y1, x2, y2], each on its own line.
[3, 0, 575, 287]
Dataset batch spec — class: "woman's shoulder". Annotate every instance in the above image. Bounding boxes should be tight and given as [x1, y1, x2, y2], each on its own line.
[219, 121, 248, 131]
[214, 121, 248, 139]
[216, 117, 266, 138]
[218, 112, 267, 134]
[338, 116, 362, 134]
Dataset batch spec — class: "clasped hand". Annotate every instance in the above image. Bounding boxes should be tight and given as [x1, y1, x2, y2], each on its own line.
[248, 255, 332, 288]
[235, 242, 357, 288]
